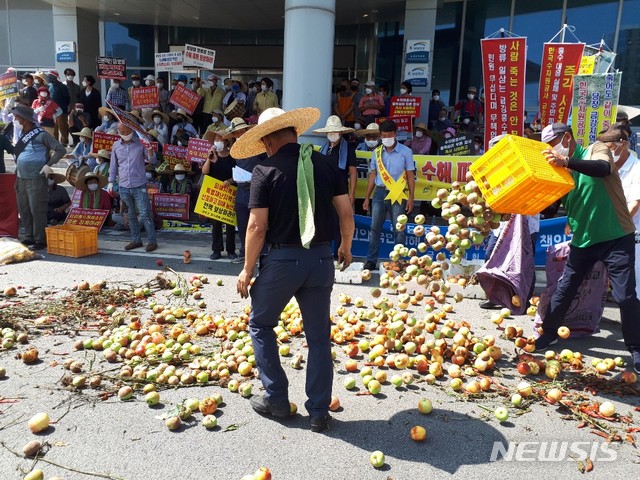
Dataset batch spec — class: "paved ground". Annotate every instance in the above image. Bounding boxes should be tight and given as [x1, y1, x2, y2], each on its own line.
[0, 228, 638, 480]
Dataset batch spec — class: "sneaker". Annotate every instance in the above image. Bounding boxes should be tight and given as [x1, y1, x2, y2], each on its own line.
[480, 300, 503, 310]
[124, 241, 143, 251]
[632, 350, 640, 375]
[145, 243, 158, 252]
[249, 395, 290, 418]
[534, 332, 559, 352]
[227, 253, 238, 260]
[29, 243, 47, 251]
[21, 239, 35, 246]
[232, 256, 245, 264]
[363, 261, 377, 271]
[310, 413, 331, 433]
[209, 252, 221, 260]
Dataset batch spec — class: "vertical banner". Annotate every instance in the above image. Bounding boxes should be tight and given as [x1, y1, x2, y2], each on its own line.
[571, 72, 622, 147]
[481, 37, 527, 151]
[539, 43, 584, 126]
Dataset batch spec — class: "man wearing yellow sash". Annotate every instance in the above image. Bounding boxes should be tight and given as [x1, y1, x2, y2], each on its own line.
[362, 119, 415, 271]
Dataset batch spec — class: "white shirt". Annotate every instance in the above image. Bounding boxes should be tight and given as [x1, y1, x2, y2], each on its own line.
[617, 150, 640, 230]
[232, 166, 253, 183]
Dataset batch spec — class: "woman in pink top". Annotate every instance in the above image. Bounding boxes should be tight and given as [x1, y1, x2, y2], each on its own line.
[405, 122, 433, 155]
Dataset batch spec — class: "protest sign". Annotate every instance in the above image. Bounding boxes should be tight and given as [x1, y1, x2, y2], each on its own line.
[481, 37, 527, 151]
[70, 189, 82, 208]
[375, 115, 412, 132]
[91, 132, 119, 154]
[96, 57, 126, 80]
[162, 144, 191, 171]
[183, 44, 216, 70]
[152, 193, 190, 220]
[130, 86, 159, 109]
[539, 43, 584, 125]
[169, 84, 202, 115]
[571, 72, 621, 147]
[390, 96, 422, 118]
[64, 208, 109, 229]
[107, 102, 148, 138]
[155, 52, 183, 72]
[194, 176, 237, 226]
[187, 138, 212, 165]
[438, 133, 475, 156]
[0, 72, 18, 101]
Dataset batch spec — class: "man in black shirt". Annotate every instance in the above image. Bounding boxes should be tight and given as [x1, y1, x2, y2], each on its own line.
[233, 107, 354, 433]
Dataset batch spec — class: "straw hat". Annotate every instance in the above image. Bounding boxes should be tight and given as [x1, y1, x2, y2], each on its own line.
[98, 106, 115, 119]
[171, 163, 193, 175]
[128, 110, 144, 124]
[170, 108, 193, 123]
[597, 124, 629, 143]
[89, 149, 111, 161]
[78, 172, 109, 192]
[222, 117, 253, 139]
[144, 109, 169, 125]
[414, 122, 429, 133]
[230, 107, 321, 159]
[47, 172, 67, 185]
[146, 129, 160, 140]
[355, 123, 380, 137]
[32, 72, 48, 85]
[71, 127, 93, 140]
[312, 115, 354, 134]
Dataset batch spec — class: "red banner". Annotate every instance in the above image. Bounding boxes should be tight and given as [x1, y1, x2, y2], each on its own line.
[91, 131, 119, 154]
[152, 193, 190, 220]
[0, 174, 18, 237]
[390, 96, 422, 117]
[539, 43, 584, 126]
[130, 86, 159, 110]
[162, 144, 191, 171]
[64, 208, 109, 229]
[375, 115, 413, 132]
[481, 37, 527, 151]
[169, 84, 202, 115]
[187, 138, 212, 165]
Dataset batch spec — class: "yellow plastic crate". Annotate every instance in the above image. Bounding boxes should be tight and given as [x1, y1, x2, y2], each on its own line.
[45, 225, 99, 258]
[470, 134, 575, 215]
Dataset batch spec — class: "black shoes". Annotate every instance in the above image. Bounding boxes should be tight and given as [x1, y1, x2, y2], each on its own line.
[29, 243, 47, 251]
[534, 332, 559, 352]
[479, 300, 503, 309]
[209, 251, 221, 260]
[249, 395, 290, 418]
[363, 261, 376, 271]
[22, 239, 35, 246]
[310, 414, 331, 433]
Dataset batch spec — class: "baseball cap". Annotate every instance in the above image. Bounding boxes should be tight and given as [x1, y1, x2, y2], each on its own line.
[541, 123, 572, 143]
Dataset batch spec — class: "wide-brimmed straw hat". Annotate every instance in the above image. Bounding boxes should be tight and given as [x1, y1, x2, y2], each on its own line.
[414, 122, 429, 133]
[128, 110, 144, 124]
[312, 115, 354, 134]
[89, 149, 111, 161]
[230, 107, 321, 159]
[32, 72, 48, 85]
[98, 106, 115, 119]
[171, 163, 194, 175]
[48, 172, 67, 185]
[170, 108, 193, 123]
[144, 109, 169, 125]
[597, 125, 629, 143]
[78, 172, 109, 192]
[355, 123, 380, 137]
[222, 117, 253, 139]
[71, 127, 93, 139]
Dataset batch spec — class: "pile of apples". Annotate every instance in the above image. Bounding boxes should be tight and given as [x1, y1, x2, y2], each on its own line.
[1, 327, 28, 350]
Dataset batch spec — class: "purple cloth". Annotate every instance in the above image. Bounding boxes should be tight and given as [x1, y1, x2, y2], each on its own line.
[476, 214, 534, 315]
[109, 137, 149, 189]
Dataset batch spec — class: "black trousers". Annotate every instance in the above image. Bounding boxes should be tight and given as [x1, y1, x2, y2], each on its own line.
[211, 219, 236, 254]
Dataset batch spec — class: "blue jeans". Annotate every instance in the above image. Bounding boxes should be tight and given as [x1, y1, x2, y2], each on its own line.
[119, 185, 156, 244]
[367, 186, 407, 263]
[249, 243, 334, 417]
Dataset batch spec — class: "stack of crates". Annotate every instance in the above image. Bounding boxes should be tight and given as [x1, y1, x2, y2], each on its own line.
[470, 135, 575, 215]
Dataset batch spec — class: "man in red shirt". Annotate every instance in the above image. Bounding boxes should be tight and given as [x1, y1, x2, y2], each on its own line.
[453, 86, 483, 124]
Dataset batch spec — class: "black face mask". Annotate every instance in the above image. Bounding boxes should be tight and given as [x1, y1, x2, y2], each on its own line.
[350, 85, 358, 91]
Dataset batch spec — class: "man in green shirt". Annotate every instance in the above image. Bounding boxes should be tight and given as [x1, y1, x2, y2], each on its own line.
[536, 123, 640, 374]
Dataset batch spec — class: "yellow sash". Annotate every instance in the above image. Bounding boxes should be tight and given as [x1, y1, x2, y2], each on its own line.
[375, 145, 408, 204]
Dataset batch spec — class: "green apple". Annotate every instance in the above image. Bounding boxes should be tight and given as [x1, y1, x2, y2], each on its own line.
[369, 450, 385, 468]
[494, 406, 509, 422]
[417, 398, 433, 414]
[344, 377, 356, 390]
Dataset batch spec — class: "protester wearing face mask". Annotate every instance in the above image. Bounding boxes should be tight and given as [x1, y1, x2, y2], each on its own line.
[333, 77, 356, 127]
[143, 109, 169, 143]
[63, 69, 79, 110]
[68, 127, 94, 169]
[204, 110, 227, 140]
[166, 163, 194, 196]
[535, 123, 640, 374]
[399, 81, 413, 98]
[253, 77, 279, 117]
[31, 87, 62, 137]
[362, 120, 416, 271]
[46, 171, 71, 225]
[202, 133, 238, 260]
[169, 108, 198, 145]
[95, 107, 118, 135]
[428, 89, 445, 130]
[196, 74, 224, 134]
[89, 149, 111, 177]
[109, 122, 158, 251]
[106, 79, 129, 111]
[453, 86, 483, 124]
[47, 71, 70, 146]
[20, 74, 37, 105]
[405, 123, 432, 155]
[222, 80, 247, 114]
[458, 113, 477, 133]
[77, 172, 111, 218]
[355, 123, 381, 152]
[79, 75, 102, 129]
[32, 72, 47, 89]
[144, 163, 161, 191]
[358, 80, 384, 127]
[433, 107, 453, 133]
[68, 102, 91, 144]
[156, 78, 170, 113]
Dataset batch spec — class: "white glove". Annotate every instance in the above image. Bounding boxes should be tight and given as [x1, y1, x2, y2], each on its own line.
[34, 106, 45, 114]
[107, 182, 114, 193]
[40, 165, 53, 176]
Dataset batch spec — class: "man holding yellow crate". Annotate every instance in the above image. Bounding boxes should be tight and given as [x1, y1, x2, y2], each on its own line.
[362, 119, 415, 271]
[536, 123, 640, 375]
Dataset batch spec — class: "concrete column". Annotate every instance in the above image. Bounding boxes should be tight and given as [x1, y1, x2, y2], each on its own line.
[282, 0, 335, 142]
[53, 7, 100, 79]
[403, 0, 438, 125]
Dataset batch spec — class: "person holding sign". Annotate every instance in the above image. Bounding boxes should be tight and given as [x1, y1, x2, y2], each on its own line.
[362, 119, 416, 271]
[232, 107, 354, 432]
[77, 172, 111, 217]
[169, 109, 198, 146]
[31, 87, 62, 138]
[167, 163, 194, 196]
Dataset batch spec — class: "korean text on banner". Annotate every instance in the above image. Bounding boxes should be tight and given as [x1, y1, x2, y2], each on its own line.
[187, 138, 212, 165]
[539, 43, 584, 126]
[195, 176, 237, 226]
[390, 96, 422, 117]
[183, 44, 216, 70]
[152, 193, 190, 220]
[0, 72, 18, 101]
[91, 132, 119, 154]
[375, 115, 413, 132]
[107, 102, 149, 138]
[481, 37, 526, 151]
[96, 57, 126, 80]
[571, 72, 621, 147]
[169, 84, 202, 115]
[64, 208, 109, 229]
[438, 133, 475, 156]
[162, 144, 191, 171]
[130, 87, 159, 110]
[155, 52, 183, 72]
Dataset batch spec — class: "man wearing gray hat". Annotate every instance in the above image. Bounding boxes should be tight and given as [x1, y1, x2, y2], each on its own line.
[11, 104, 66, 250]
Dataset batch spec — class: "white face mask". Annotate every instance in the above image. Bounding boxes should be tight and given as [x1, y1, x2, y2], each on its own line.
[439, 116, 446, 121]
[131, 80, 139, 87]
[175, 174, 186, 181]
[365, 139, 379, 148]
[48, 178, 55, 186]
[34, 79, 41, 85]
[103, 115, 111, 123]
[145, 80, 153, 86]
[327, 133, 341, 144]
[87, 183, 99, 192]
[553, 137, 570, 157]
[157, 83, 163, 89]
[467, 94, 475, 100]
[381, 137, 395, 148]
[433, 95, 440, 101]
[120, 133, 134, 142]
[211, 116, 219, 124]
[415, 130, 424, 138]
[66, 75, 74, 82]
[82, 81, 88, 87]
[178, 82, 186, 87]
[214, 141, 225, 151]
[153, 116, 161, 125]
[365, 88, 373, 95]
[146, 172, 153, 180]
[261, 84, 268, 92]
[400, 88, 407, 95]
[463, 118, 470, 125]
[22, 79, 27, 85]
[39, 92, 48, 98]
[354, 123, 362, 130]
